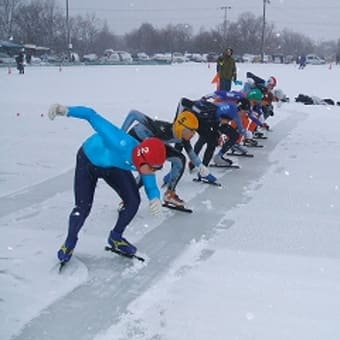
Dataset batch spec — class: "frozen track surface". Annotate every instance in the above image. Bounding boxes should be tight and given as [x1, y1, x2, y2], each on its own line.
[11, 114, 302, 340]
[0, 170, 73, 218]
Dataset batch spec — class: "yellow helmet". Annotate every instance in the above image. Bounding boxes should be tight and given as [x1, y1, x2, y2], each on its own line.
[173, 110, 199, 139]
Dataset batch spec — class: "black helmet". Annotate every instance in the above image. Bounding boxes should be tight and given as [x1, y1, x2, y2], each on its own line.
[236, 98, 250, 111]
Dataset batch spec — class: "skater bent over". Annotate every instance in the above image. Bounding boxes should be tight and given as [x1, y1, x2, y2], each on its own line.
[48, 104, 166, 263]
[176, 96, 251, 167]
[121, 110, 217, 207]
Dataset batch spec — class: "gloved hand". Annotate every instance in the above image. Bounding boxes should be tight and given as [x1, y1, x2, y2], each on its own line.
[218, 134, 229, 146]
[149, 198, 162, 216]
[245, 130, 253, 139]
[262, 123, 270, 130]
[198, 164, 209, 177]
[48, 103, 68, 120]
[233, 80, 243, 86]
[199, 173, 217, 183]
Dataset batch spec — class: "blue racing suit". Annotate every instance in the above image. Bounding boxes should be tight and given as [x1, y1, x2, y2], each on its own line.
[64, 106, 161, 246]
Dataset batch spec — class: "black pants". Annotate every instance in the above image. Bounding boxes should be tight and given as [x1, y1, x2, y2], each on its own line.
[220, 78, 232, 91]
[194, 132, 218, 166]
[194, 124, 239, 165]
[17, 63, 24, 74]
[65, 148, 141, 243]
[218, 124, 239, 154]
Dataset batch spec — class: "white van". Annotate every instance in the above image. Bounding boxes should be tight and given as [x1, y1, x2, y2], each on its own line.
[116, 51, 133, 63]
[306, 54, 326, 65]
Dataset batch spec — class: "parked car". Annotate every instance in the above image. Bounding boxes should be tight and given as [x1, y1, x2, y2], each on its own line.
[131, 52, 150, 62]
[306, 54, 326, 65]
[116, 51, 133, 63]
[242, 53, 256, 63]
[272, 54, 284, 64]
[233, 55, 244, 63]
[150, 53, 172, 63]
[100, 50, 120, 63]
[251, 55, 271, 63]
[284, 55, 295, 64]
[190, 53, 205, 62]
[0, 52, 16, 65]
[262, 54, 272, 63]
[29, 56, 42, 65]
[172, 52, 186, 63]
[40, 54, 62, 63]
[206, 53, 219, 62]
[82, 53, 98, 62]
[103, 49, 114, 57]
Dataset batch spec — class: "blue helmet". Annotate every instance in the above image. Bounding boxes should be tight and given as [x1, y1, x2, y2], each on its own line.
[216, 102, 237, 119]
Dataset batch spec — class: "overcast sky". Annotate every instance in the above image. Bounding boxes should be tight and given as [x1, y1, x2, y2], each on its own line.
[58, 0, 340, 42]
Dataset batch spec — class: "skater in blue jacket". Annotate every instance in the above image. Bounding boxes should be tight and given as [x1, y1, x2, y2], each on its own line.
[48, 104, 166, 263]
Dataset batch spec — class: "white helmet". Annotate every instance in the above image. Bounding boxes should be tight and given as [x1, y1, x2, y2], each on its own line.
[273, 88, 285, 101]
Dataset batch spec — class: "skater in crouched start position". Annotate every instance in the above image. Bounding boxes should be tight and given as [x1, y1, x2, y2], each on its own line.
[48, 104, 166, 262]
[212, 99, 252, 165]
[121, 109, 217, 207]
[176, 97, 252, 168]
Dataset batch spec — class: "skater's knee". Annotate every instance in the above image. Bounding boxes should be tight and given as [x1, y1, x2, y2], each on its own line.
[70, 205, 91, 219]
[68, 206, 91, 235]
[170, 154, 186, 169]
[130, 193, 141, 210]
[122, 192, 141, 214]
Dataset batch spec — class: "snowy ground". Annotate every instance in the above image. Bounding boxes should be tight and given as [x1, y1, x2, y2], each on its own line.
[1, 62, 340, 340]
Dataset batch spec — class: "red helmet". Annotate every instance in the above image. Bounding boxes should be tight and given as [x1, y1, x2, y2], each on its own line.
[132, 137, 166, 171]
[267, 76, 277, 88]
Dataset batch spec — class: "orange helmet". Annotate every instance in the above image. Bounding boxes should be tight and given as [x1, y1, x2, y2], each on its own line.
[173, 110, 199, 139]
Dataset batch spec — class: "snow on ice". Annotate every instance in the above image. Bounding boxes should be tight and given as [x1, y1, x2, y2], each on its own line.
[1, 62, 340, 340]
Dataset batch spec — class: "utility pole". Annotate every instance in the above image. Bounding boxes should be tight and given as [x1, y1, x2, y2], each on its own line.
[219, 5, 231, 46]
[260, 0, 270, 63]
[66, 0, 72, 60]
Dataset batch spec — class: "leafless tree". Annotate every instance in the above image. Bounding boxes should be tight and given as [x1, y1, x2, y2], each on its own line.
[191, 29, 222, 53]
[12, 0, 63, 46]
[94, 21, 118, 55]
[0, 0, 22, 39]
[1, 0, 338, 60]
[125, 23, 161, 54]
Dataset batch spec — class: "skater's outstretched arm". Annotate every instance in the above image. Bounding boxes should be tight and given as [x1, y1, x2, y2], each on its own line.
[121, 110, 153, 131]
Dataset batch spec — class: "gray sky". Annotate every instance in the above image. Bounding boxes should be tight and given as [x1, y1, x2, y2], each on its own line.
[58, 0, 340, 41]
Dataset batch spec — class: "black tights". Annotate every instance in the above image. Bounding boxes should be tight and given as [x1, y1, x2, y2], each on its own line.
[66, 148, 140, 243]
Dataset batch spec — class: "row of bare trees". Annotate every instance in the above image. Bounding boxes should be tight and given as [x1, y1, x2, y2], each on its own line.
[1, 0, 339, 58]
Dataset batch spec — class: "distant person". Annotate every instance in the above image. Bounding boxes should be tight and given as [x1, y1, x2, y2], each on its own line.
[336, 53, 340, 65]
[217, 48, 237, 91]
[15, 50, 25, 74]
[26, 53, 32, 64]
[299, 55, 306, 69]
